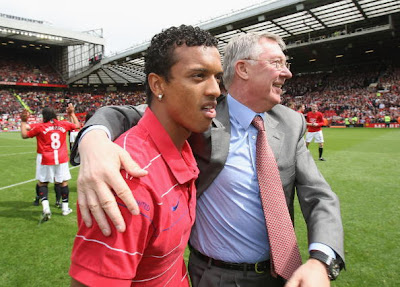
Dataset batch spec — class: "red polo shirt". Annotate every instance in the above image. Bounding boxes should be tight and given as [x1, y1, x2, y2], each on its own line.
[70, 108, 199, 286]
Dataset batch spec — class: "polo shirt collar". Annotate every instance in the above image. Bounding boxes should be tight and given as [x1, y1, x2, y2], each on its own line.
[141, 108, 199, 185]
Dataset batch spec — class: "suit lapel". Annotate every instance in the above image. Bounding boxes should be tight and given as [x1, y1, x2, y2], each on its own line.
[209, 95, 283, 171]
[265, 112, 283, 161]
[211, 96, 231, 166]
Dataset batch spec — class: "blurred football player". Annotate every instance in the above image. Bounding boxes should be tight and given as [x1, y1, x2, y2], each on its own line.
[20, 104, 80, 222]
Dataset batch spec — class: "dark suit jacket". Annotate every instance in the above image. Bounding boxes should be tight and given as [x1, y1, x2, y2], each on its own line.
[71, 95, 345, 264]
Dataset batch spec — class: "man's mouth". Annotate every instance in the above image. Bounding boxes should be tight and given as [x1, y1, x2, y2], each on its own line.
[202, 102, 217, 119]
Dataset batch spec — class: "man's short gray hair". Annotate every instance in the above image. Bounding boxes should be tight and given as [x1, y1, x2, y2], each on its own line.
[222, 32, 286, 90]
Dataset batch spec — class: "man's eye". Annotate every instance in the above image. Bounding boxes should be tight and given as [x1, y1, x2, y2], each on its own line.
[193, 74, 204, 79]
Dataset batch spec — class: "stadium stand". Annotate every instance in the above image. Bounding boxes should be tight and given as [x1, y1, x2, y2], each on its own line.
[0, 89, 146, 131]
[0, 49, 64, 84]
[282, 65, 400, 126]
[1, 0, 399, 131]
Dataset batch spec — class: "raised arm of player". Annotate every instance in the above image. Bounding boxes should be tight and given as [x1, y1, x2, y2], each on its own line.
[66, 103, 81, 129]
[20, 109, 31, 139]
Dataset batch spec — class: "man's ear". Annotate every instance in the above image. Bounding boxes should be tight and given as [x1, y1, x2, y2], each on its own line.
[148, 73, 165, 96]
[235, 60, 250, 81]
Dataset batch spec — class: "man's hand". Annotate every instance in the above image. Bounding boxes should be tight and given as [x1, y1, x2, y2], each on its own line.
[21, 109, 30, 122]
[77, 129, 148, 236]
[285, 259, 330, 287]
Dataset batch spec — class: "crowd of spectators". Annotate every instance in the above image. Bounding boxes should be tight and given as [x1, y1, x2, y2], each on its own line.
[0, 89, 146, 131]
[0, 89, 22, 115]
[282, 65, 400, 125]
[1, 60, 399, 131]
[11, 89, 146, 115]
[0, 52, 64, 85]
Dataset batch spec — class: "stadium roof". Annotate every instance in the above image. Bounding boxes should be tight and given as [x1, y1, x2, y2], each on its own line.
[0, 13, 105, 47]
[64, 0, 400, 86]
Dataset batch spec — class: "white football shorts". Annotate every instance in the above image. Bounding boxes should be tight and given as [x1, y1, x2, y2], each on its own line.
[35, 154, 71, 183]
[70, 131, 79, 143]
[305, 130, 324, 143]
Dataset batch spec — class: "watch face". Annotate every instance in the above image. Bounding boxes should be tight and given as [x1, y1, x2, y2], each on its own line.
[329, 261, 341, 280]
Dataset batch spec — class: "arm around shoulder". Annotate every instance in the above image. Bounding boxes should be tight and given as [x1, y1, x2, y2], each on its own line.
[85, 105, 147, 141]
[70, 107, 148, 236]
[70, 104, 147, 166]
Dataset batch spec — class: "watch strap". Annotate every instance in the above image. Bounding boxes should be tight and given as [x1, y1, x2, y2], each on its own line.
[309, 250, 340, 280]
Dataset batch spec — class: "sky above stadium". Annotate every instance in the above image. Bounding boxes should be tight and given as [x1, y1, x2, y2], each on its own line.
[2, 0, 271, 56]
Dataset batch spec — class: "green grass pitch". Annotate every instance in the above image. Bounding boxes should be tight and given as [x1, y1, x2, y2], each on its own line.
[0, 128, 399, 286]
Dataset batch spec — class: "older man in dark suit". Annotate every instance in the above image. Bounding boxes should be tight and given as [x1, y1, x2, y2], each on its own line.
[71, 32, 344, 287]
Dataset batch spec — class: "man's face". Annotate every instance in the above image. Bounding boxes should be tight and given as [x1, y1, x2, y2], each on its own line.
[311, 104, 318, 112]
[160, 45, 223, 135]
[246, 38, 292, 112]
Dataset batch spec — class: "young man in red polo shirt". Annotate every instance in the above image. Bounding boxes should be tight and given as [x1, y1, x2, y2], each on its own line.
[69, 25, 223, 286]
[305, 103, 326, 161]
[20, 104, 80, 221]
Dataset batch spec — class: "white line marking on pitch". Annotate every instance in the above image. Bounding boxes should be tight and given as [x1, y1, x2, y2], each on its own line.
[0, 152, 36, 157]
[0, 166, 79, 190]
[0, 146, 34, 148]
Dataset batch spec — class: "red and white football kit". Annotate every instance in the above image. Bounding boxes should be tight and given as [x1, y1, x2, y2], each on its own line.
[306, 111, 324, 133]
[27, 119, 77, 165]
[70, 108, 199, 286]
[305, 111, 325, 143]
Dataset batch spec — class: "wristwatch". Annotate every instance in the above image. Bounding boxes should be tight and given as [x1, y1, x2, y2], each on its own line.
[309, 250, 341, 280]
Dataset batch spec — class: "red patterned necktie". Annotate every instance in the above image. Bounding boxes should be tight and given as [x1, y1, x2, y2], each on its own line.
[252, 115, 302, 280]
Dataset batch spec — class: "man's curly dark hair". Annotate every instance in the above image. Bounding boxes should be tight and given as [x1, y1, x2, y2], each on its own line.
[144, 25, 219, 104]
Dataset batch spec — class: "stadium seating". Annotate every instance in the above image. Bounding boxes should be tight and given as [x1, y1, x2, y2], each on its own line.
[283, 65, 400, 126]
[0, 88, 146, 131]
[0, 50, 64, 85]
[0, 51, 399, 131]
